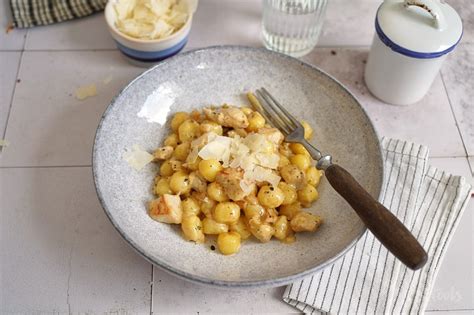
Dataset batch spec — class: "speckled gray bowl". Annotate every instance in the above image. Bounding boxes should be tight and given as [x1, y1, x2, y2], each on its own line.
[93, 46, 383, 288]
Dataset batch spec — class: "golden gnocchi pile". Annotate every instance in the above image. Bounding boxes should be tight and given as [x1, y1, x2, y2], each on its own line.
[149, 93, 323, 255]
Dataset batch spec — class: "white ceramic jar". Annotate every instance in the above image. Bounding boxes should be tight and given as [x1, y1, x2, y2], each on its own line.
[365, 0, 462, 105]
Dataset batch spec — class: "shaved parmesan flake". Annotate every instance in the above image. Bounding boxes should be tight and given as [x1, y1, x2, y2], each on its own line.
[239, 155, 258, 172]
[244, 165, 281, 188]
[0, 139, 10, 147]
[192, 132, 216, 147]
[186, 146, 199, 164]
[75, 84, 97, 100]
[240, 179, 254, 195]
[187, 132, 219, 164]
[198, 135, 232, 164]
[123, 144, 154, 170]
[255, 152, 280, 169]
[243, 133, 266, 152]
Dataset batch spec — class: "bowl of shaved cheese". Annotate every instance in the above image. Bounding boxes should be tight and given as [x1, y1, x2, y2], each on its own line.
[105, 0, 197, 65]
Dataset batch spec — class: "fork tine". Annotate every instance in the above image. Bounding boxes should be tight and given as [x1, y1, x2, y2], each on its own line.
[247, 92, 275, 129]
[256, 89, 295, 134]
[257, 89, 295, 131]
[255, 93, 291, 135]
[255, 90, 292, 135]
[260, 87, 301, 128]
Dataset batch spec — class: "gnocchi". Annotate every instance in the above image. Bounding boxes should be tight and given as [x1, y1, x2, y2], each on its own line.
[217, 232, 241, 255]
[148, 101, 324, 255]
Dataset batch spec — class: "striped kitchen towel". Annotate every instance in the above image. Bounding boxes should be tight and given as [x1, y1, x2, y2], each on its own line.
[9, 0, 107, 28]
[283, 138, 472, 314]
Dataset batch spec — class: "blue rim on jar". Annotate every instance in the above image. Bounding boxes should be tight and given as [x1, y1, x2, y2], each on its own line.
[374, 0, 463, 59]
[104, 0, 193, 65]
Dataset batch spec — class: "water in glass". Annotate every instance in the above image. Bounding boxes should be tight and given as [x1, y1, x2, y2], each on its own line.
[262, 0, 328, 57]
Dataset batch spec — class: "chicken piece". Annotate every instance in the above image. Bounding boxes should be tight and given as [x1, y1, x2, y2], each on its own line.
[280, 164, 306, 189]
[153, 146, 174, 160]
[191, 191, 216, 219]
[227, 128, 247, 138]
[279, 142, 292, 157]
[148, 194, 182, 224]
[199, 120, 223, 135]
[290, 211, 322, 232]
[248, 216, 275, 243]
[189, 171, 207, 193]
[216, 168, 247, 201]
[190, 109, 203, 122]
[203, 106, 249, 129]
[262, 208, 278, 224]
[258, 127, 284, 145]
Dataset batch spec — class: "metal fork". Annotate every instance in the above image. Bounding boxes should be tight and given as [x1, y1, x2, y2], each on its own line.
[251, 87, 427, 271]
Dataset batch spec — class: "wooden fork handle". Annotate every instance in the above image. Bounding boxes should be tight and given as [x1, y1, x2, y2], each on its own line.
[324, 164, 428, 270]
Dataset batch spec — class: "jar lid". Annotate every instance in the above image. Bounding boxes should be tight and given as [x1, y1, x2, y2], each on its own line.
[376, 0, 463, 58]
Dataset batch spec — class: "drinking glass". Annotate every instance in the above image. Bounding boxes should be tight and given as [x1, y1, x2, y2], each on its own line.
[262, 0, 328, 57]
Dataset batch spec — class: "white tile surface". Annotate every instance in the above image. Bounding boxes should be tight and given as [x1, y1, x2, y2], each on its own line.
[186, 0, 262, 49]
[318, 0, 379, 47]
[187, 0, 380, 50]
[425, 157, 474, 311]
[152, 268, 297, 314]
[0, 51, 143, 167]
[302, 48, 466, 157]
[0, 1, 27, 50]
[441, 44, 474, 156]
[0, 167, 151, 314]
[25, 13, 116, 50]
[0, 52, 21, 137]
[1, 1, 473, 313]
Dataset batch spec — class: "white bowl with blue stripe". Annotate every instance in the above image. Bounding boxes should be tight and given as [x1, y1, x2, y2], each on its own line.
[104, 1, 192, 66]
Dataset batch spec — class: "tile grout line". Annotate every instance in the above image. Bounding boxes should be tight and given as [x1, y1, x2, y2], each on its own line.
[439, 72, 471, 159]
[1, 29, 28, 147]
[0, 45, 374, 53]
[150, 265, 154, 315]
[1, 156, 473, 169]
[0, 49, 23, 52]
